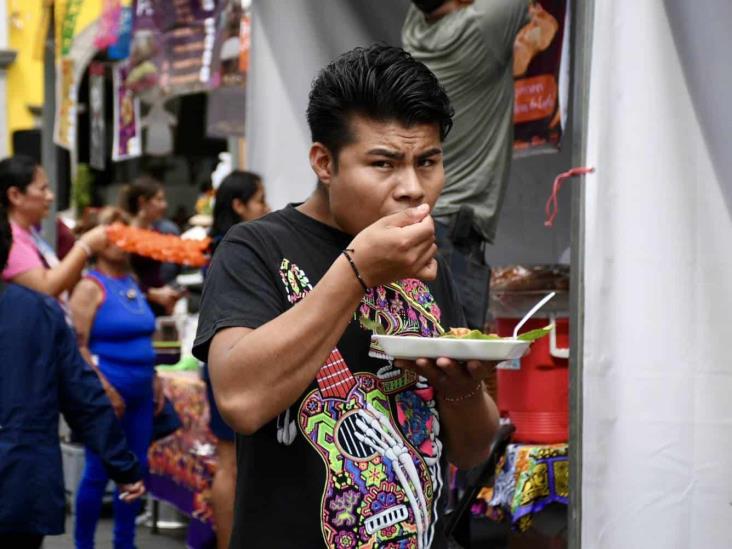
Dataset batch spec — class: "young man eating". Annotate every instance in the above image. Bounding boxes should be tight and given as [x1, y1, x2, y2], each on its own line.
[194, 44, 499, 548]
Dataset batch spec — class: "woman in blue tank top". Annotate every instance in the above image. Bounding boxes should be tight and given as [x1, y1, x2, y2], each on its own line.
[69, 208, 160, 549]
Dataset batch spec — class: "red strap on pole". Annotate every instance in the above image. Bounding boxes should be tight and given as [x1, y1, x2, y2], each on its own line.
[544, 166, 595, 227]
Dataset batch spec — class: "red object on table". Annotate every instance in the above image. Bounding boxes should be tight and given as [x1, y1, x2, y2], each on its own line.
[495, 317, 569, 443]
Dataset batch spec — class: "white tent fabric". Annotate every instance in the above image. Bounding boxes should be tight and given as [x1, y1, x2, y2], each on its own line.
[581, 2, 732, 548]
[246, 0, 409, 210]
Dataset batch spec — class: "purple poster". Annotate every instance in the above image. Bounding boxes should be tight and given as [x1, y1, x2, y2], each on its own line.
[89, 62, 107, 170]
[128, 0, 220, 97]
[112, 61, 142, 161]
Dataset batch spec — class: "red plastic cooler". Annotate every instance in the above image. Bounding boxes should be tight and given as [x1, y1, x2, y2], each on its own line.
[494, 310, 569, 444]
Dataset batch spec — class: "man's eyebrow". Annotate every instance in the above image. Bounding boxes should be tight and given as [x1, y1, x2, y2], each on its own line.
[366, 148, 404, 160]
[365, 147, 443, 160]
[418, 147, 443, 159]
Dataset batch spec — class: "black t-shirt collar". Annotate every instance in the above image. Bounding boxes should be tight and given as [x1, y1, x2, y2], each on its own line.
[284, 203, 353, 249]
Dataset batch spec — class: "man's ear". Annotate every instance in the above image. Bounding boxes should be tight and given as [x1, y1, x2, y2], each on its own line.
[309, 142, 336, 188]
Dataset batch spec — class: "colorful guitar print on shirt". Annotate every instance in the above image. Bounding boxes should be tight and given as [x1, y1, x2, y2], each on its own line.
[279, 258, 445, 549]
[299, 348, 433, 548]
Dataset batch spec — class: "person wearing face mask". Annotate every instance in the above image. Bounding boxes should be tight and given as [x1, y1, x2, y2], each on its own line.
[118, 176, 184, 316]
[205, 170, 270, 549]
[0, 155, 108, 297]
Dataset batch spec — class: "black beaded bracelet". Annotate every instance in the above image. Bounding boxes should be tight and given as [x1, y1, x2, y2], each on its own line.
[342, 248, 368, 292]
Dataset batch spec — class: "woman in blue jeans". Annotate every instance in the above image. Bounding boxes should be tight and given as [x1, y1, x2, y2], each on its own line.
[69, 208, 164, 549]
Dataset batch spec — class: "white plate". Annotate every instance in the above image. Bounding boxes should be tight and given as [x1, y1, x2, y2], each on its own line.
[373, 335, 531, 361]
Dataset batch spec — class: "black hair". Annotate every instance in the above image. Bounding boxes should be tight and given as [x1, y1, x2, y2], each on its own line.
[412, 0, 447, 13]
[0, 155, 41, 208]
[212, 170, 262, 239]
[0, 205, 10, 271]
[306, 44, 453, 163]
[119, 175, 163, 215]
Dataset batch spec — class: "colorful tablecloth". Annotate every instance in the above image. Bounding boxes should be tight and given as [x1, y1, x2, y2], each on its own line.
[473, 443, 568, 532]
[147, 370, 218, 548]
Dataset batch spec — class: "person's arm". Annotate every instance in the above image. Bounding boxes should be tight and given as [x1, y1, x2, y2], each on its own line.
[146, 285, 183, 314]
[12, 225, 108, 297]
[69, 278, 126, 418]
[395, 357, 499, 469]
[54, 306, 144, 499]
[476, 0, 533, 57]
[208, 206, 438, 435]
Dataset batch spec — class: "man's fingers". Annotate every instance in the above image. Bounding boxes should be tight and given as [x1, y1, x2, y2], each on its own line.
[394, 358, 445, 384]
[415, 257, 439, 281]
[408, 239, 437, 268]
[435, 358, 496, 380]
[384, 203, 431, 228]
[397, 213, 435, 245]
[466, 360, 500, 380]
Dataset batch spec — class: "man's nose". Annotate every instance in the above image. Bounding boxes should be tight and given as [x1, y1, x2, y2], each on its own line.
[394, 167, 425, 205]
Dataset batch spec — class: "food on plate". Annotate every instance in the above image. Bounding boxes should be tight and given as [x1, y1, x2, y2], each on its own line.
[441, 324, 554, 342]
[441, 327, 501, 340]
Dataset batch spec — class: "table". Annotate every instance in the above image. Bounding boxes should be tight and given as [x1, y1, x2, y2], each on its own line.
[473, 443, 569, 532]
[147, 370, 218, 548]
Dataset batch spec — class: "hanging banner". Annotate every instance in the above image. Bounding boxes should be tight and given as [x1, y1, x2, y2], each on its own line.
[89, 62, 107, 170]
[58, 0, 84, 57]
[163, 18, 217, 95]
[112, 62, 142, 161]
[206, 1, 250, 137]
[95, 0, 123, 50]
[128, 0, 220, 98]
[108, 6, 134, 60]
[512, 0, 568, 154]
[206, 85, 246, 138]
[209, 1, 249, 88]
[54, 57, 77, 149]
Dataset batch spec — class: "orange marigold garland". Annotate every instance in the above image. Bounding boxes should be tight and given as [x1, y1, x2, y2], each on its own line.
[107, 223, 211, 267]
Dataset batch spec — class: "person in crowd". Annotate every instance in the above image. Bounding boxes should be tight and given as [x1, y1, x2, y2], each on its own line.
[193, 44, 500, 548]
[0, 206, 145, 549]
[68, 206, 163, 549]
[0, 155, 108, 296]
[119, 176, 184, 315]
[403, 0, 530, 329]
[206, 170, 270, 549]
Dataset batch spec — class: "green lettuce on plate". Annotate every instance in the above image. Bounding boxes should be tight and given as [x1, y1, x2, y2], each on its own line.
[440, 324, 554, 342]
[516, 324, 554, 341]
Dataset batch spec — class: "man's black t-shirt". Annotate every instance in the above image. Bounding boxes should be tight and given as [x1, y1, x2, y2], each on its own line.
[194, 205, 465, 549]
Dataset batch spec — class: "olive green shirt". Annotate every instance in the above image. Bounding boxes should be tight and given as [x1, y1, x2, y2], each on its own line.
[402, 0, 530, 242]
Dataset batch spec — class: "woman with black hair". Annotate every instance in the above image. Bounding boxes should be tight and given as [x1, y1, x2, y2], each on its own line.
[211, 170, 270, 247]
[0, 155, 108, 297]
[206, 170, 269, 549]
[118, 176, 184, 315]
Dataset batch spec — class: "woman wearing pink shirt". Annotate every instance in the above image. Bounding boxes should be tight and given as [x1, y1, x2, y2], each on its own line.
[0, 155, 107, 296]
